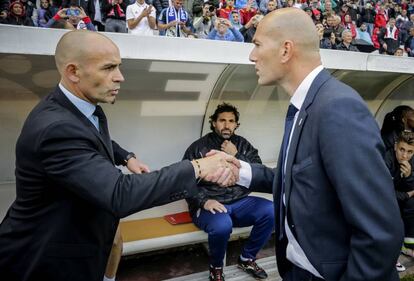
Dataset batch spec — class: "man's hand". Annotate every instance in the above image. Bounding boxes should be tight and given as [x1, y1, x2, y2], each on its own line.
[127, 157, 150, 174]
[57, 8, 68, 18]
[223, 18, 232, 28]
[168, 20, 178, 27]
[142, 6, 152, 17]
[400, 160, 412, 178]
[192, 150, 240, 186]
[203, 199, 227, 214]
[221, 140, 237, 156]
[78, 7, 87, 19]
[0, 10, 7, 19]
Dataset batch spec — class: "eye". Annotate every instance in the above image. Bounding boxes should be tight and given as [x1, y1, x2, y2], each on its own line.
[105, 65, 117, 71]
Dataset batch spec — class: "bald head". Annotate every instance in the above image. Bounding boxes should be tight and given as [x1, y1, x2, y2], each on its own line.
[260, 8, 320, 59]
[55, 30, 118, 74]
[249, 8, 321, 91]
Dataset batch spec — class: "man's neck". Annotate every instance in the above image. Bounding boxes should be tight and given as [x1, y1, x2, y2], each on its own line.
[60, 80, 95, 105]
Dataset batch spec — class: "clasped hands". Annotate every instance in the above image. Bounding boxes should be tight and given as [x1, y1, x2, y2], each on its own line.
[191, 150, 240, 187]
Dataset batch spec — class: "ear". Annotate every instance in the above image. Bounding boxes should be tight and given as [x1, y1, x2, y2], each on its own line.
[65, 63, 80, 83]
[280, 40, 294, 64]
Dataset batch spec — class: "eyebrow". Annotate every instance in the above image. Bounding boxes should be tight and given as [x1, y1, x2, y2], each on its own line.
[101, 62, 121, 68]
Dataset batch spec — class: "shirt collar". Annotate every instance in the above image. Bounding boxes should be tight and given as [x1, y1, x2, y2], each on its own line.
[290, 65, 324, 111]
[59, 83, 96, 119]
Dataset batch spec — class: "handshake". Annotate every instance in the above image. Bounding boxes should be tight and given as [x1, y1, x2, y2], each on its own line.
[191, 150, 240, 187]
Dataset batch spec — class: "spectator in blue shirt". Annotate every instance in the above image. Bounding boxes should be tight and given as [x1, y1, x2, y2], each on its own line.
[207, 18, 244, 42]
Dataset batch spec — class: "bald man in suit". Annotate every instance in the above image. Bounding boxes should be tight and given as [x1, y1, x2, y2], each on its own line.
[242, 8, 403, 281]
[0, 30, 239, 281]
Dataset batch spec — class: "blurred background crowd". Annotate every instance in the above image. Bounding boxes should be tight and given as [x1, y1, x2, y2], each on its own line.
[1, 0, 413, 56]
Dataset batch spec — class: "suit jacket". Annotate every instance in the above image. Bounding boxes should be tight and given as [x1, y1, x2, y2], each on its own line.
[0, 87, 197, 281]
[249, 69, 403, 281]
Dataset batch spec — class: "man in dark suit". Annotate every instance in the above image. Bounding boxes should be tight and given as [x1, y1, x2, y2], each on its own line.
[245, 8, 403, 281]
[0, 30, 239, 281]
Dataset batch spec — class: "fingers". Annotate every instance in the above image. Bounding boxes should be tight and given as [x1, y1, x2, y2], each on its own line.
[224, 154, 241, 168]
[205, 167, 236, 187]
[401, 166, 410, 176]
[141, 165, 151, 173]
[216, 167, 231, 185]
[220, 168, 237, 186]
[206, 149, 220, 157]
[196, 152, 240, 186]
[204, 200, 227, 214]
[204, 167, 224, 182]
[228, 163, 239, 182]
[212, 203, 227, 214]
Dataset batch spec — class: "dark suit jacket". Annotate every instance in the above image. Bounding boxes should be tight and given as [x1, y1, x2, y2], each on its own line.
[0, 87, 197, 281]
[249, 69, 403, 281]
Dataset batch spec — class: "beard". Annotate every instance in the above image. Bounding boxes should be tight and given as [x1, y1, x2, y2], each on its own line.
[219, 129, 233, 139]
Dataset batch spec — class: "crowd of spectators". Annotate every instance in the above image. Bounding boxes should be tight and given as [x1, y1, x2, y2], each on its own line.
[0, 0, 413, 56]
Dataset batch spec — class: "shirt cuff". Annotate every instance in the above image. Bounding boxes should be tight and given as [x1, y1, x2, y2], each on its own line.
[237, 160, 252, 188]
[83, 16, 92, 24]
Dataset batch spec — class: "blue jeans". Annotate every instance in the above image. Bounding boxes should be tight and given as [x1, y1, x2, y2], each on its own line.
[192, 196, 275, 267]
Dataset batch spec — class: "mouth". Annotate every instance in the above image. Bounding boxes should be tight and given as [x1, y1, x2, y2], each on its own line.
[110, 89, 119, 95]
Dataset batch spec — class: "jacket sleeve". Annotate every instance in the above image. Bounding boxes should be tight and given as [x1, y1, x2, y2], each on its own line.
[235, 139, 262, 164]
[111, 140, 129, 166]
[182, 145, 209, 209]
[396, 190, 409, 202]
[249, 163, 275, 193]
[39, 120, 198, 218]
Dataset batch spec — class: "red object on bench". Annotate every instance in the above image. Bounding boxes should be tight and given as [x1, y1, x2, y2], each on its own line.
[164, 212, 193, 225]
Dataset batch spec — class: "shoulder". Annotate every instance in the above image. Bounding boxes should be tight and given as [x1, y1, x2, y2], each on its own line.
[159, 7, 168, 18]
[24, 92, 91, 141]
[312, 76, 369, 119]
[187, 133, 212, 149]
[232, 134, 252, 146]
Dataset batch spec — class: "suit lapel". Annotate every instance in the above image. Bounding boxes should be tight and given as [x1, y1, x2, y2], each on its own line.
[284, 69, 331, 209]
[52, 87, 115, 163]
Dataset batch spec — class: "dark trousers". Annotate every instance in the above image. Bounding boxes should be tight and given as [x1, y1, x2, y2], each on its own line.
[192, 196, 274, 267]
[283, 264, 324, 281]
[93, 20, 105, 31]
[400, 197, 414, 239]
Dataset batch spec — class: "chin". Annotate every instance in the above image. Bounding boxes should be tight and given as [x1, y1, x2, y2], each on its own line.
[106, 97, 117, 104]
[258, 77, 270, 86]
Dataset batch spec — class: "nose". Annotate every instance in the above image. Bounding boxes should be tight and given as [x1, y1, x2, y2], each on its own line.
[402, 152, 409, 160]
[249, 48, 256, 63]
[114, 67, 125, 83]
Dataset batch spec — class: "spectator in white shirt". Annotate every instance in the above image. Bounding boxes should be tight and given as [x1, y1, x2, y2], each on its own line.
[126, 0, 156, 36]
